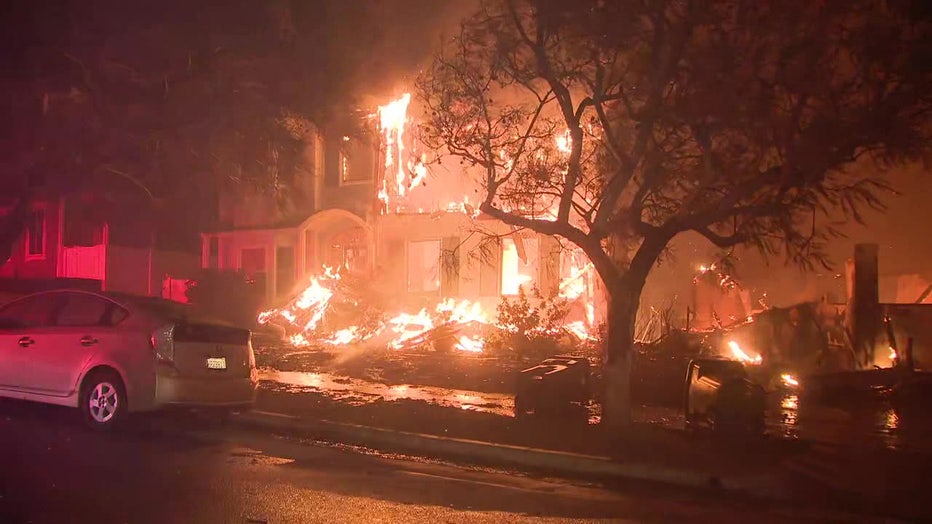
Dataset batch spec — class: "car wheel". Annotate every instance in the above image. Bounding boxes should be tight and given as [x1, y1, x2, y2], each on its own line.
[80, 371, 126, 431]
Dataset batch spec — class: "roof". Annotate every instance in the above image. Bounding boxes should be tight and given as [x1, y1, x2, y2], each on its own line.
[204, 208, 370, 235]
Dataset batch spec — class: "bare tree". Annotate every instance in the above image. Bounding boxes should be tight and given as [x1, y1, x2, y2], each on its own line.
[418, 0, 931, 428]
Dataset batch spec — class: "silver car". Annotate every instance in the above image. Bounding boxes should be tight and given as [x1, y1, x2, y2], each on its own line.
[0, 289, 258, 429]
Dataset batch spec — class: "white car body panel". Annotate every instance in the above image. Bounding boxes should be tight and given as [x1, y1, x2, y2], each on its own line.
[0, 290, 257, 415]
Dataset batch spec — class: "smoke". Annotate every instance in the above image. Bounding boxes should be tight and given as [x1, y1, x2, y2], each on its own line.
[336, 0, 479, 100]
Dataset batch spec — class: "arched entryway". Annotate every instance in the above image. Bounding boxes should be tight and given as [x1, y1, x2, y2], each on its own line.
[298, 209, 373, 277]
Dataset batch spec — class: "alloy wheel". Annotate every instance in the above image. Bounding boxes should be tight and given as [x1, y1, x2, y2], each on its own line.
[88, 381, 119, 424]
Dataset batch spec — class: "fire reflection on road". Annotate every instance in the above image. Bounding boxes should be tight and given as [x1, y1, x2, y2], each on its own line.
[261, 369, 515, 417]
[779, 394, 800, 428]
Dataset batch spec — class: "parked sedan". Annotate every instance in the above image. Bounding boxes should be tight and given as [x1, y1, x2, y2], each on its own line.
[0, 289, 258, 429]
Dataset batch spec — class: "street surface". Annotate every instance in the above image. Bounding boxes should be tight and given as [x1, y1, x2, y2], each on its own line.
[0, 399, 876, 523]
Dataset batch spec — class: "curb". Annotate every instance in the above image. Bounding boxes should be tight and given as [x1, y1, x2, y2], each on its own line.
[232, 410, 785, 498]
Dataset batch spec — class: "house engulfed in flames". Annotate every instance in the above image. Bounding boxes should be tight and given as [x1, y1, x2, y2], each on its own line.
[201, 94, 602, 352]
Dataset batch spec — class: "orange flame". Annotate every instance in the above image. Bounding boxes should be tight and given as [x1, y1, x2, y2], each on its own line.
[780, 373, 800, 387]
[387, 308, 435, 350]
[728, 340, 763, 365]
[258, 266, 341, 347]
[454, 335, 484, 353]
[379, 93, 411, 198]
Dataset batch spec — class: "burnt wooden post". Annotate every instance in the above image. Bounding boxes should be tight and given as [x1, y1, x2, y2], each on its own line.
[845, 243, 881, 368]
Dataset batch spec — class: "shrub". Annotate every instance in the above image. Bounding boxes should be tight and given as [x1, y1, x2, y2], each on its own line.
[485, 286, 572, 361]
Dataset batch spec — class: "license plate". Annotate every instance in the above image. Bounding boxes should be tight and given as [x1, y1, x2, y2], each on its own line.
[206, 357, 227, 370]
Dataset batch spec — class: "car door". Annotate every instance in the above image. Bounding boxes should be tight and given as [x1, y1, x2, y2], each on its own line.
[26, 292, 126, 397]
[0, 293, 66, 392]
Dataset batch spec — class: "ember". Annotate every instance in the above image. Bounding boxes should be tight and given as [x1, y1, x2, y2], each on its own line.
[780, 373, 800, 388]
[258, 266, 341, 347]
[728, 340, 763, 365]
[454, 335, 484, 353]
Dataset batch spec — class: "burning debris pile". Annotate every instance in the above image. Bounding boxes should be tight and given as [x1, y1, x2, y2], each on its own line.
[259, 265, 598, 354]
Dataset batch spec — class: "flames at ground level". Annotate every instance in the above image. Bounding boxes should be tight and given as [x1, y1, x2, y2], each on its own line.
[258, 265, 599, 353]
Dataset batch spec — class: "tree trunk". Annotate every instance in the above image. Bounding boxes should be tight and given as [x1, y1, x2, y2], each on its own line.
[600, 275, 647, 435]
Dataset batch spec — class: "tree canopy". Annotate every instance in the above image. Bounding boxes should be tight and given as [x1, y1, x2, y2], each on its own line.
[421, 0, 930, 292]
[0, 0, 413, 252]
[419, 0, 931, 423]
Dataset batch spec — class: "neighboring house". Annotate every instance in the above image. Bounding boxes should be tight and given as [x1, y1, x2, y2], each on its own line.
[0, 192, 199, 300]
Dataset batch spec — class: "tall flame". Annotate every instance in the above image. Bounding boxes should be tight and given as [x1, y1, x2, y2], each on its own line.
[379, 93, 411, 198]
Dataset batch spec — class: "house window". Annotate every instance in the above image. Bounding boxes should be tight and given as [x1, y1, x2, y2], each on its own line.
[407, 240, 440, 293]
[25, 209, 46, 259]
[479, 239, 501, 297]
[501, 236, 539, 295]
[340, 138, 375, 185]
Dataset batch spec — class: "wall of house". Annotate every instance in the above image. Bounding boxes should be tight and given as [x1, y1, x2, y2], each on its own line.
[0, 197, 62, 281]
[319, 136, 378, 221]
[374, 213, 557, 312]
[202, 228, 302, 304]
[105, 246, 150, 295]
[104, 246, 200, 297]
[151, 249, 200, 294]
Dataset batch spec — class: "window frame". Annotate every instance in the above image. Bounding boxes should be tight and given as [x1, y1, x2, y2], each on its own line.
[0, 292, 66, 330]
[500, 235, 540, 296]
[406, 239, 442, 294]
[24, 206, 48, 261]
[54, 291, 128, 328]
[338, 138, 376, 186]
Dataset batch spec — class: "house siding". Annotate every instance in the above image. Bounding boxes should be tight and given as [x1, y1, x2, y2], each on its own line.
[0, 197, 62, 280]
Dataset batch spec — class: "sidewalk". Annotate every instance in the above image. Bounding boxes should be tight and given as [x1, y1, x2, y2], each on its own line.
[228, 378, 932, 520]
[238, 384, 798, 493]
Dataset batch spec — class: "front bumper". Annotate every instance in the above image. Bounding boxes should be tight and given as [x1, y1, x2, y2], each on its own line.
[154, 372, 258, 408]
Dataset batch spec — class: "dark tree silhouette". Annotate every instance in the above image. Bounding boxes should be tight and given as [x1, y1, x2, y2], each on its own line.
[419, 0, 931, 428]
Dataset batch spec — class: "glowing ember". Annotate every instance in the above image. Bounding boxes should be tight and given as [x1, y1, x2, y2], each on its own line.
[258, 266, 341, 344]
[323, 327, 362, 345]
[555, 129, 572, 154]
[889, 346, 898, 361]
[780, 373, 800, 388]
[728, 340, 763, 365]
[559, 262, 593, 300]
[565, 321, 595, 341]
[261, 263, 500, 352]
[454, 335, 484, 353]
[437, 298, 491, 325]
[388, 308, 435, 349]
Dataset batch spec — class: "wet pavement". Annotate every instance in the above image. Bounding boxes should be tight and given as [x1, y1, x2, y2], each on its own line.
[0, 397, 866, 523]
[262, 369, 516, 417]
[260, 366, 932, 455]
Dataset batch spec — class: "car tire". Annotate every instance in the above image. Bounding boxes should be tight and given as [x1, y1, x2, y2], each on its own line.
[80, 371, 127, 431]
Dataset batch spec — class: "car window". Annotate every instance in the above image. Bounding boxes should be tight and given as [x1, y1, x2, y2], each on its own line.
[56, 293, 125, 327]
[0, 294, 64, 329]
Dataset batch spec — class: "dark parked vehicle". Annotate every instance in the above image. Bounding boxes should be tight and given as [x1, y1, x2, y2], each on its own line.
[684, 358, 765, 432]
[515, 355, 590, 416]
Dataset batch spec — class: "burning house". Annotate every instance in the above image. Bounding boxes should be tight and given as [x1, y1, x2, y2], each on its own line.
[200, 94, 601, 352]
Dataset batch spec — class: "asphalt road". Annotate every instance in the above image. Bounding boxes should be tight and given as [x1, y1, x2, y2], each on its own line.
[0, 400, 871, 524]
